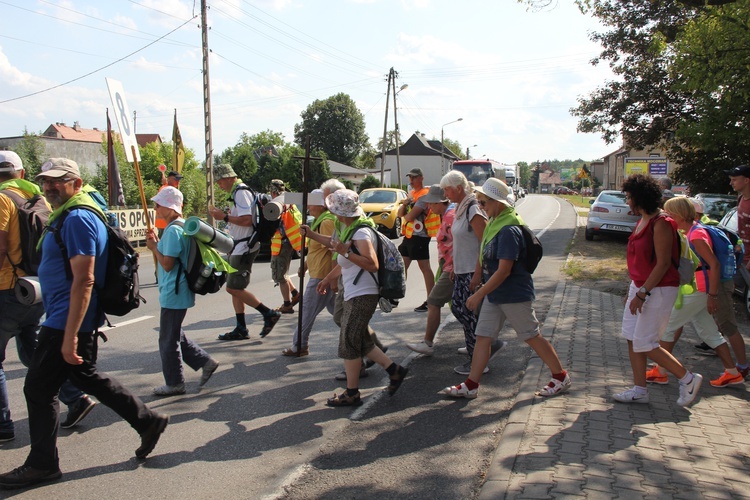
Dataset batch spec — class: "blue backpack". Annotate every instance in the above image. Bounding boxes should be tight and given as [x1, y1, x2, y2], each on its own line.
[688, 223, 744, 282]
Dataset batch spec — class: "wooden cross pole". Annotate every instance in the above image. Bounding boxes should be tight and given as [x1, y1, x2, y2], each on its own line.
[292, 136, 323, 357]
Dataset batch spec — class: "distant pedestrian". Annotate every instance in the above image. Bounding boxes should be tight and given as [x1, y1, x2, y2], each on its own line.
[146, 187, 219, 396]
[441, 179, 569, 399]
[406, 185, 455, 355]
[207, 164, 281, 341]
[613, 174, 702, 407]
[440, 170, 488, 375]
[281, 189, 336, 357]
[397, 168, 439, 312]
[658, 176, 675, 206]
[304, 189, 408, 406]
[0, 158, 168, 490]
[268, 179, 301, 314]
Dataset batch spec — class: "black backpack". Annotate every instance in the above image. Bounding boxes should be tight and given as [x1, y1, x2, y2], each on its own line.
[352, 225, 406, 300]
[173, 221, 227, 295]
[232, 185, 280, 250]
[53, 206, 143, 317]
[513, 225, 543, 274]
[1, 189, 50, 276]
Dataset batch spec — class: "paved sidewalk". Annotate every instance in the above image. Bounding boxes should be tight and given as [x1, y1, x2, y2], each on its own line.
[480, 281, 750, 499]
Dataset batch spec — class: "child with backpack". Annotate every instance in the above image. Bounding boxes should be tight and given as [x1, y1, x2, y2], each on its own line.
[146, 187, 218, 396]
[651, 197, 744, 387]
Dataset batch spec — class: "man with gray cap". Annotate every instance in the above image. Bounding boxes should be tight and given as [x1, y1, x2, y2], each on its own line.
[0, 152, 95, 445]
[208, 164, 281, 340]
[0, 158, 168, 489]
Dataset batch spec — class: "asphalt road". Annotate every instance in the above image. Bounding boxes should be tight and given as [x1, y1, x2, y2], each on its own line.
[0, 194, 577, 499]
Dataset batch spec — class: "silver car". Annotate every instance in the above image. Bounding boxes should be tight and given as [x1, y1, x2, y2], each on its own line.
[585, 190, 640, 241]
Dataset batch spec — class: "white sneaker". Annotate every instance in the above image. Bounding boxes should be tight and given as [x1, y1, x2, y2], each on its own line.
[407, 341, 434, 356]
[612, 387, 649, 404]
[457, 347, 468, 355]
[440, 382, 478, 399]
[152, 383, 186, 396]
[677, 373, 703, 407]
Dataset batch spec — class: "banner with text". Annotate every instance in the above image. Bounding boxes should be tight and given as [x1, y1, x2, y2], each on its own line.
[624, 157, 668, 177]
[110, 208, 156, 243]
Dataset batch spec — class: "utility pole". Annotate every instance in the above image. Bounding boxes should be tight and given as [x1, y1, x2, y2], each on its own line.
[201, 0, 215, 221]
[133, 110, 137, 135]
[392, 74, 407, 189]
[379, 68, 393, 187]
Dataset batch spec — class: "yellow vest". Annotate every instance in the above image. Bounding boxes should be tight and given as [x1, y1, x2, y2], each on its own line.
[270, 205, 303, 255]
[403, 187, 439, 238]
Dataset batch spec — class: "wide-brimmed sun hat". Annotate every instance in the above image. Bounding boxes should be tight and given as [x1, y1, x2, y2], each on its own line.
[420, 185, 448, 203]
[325, 189, 364, 217]
[151, 186, 183, 215]
[473, 178, 513, 207]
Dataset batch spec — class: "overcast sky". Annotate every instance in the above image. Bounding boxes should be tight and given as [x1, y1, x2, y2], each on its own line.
[0, 0, 617, 165]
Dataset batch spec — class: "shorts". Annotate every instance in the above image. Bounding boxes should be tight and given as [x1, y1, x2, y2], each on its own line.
[426, 270, 453, 307]
[475, 298, 540, 341]
[662, 292, 725, 347]
[715, 279, 739, 336]
[338, 294, 379, 360]
[621, 282, 678, 353]
[226, 250, 258, 290]
[398, 235, 430, 261]
[271, 241, 295, 284]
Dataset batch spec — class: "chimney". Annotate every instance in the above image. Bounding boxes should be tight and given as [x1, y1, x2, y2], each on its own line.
[73, 121, 81, 132]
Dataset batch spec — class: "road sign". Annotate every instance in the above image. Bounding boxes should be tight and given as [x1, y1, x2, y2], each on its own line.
[105, 78, 141, 163]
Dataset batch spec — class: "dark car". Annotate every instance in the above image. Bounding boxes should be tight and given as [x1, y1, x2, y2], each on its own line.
[718, 207, 750, 316]
[695, 193, 737, 221]
[554, 186, 578, 195]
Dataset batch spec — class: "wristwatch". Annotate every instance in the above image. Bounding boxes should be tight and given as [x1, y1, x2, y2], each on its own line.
[224, 214, 229, 223]
[344, 251, 350, 259]
[638, 286, 651, 296]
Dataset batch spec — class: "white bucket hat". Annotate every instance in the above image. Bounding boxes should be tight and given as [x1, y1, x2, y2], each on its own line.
[151, 186, 183, 215]
[473, 178, 513, 207]
[325, 189, 363, 217]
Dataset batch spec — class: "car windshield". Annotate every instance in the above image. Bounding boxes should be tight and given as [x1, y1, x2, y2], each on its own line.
[452, 162, 492, 185]
[359, 190, 396, 204]
[597, 192, 627, 204]
[701, 196, 737, 218]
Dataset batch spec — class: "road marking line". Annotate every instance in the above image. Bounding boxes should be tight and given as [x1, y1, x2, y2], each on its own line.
[99, 315, 154, 332]
[534, 198, 562, 239]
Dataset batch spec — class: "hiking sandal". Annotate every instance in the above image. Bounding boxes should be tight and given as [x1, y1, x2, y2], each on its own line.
[326, 391, 362, 407]
[385, 365, 408, 396]
[259, 311, 281, 338]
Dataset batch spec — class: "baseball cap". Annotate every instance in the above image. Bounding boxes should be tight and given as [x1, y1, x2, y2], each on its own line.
[214, 163, 237, 180]
[270, 179, 286, 192]
[473, 178, 513, 207]
[167, 170, 183, 180]
[35, 158, 81, 180]
[726, 165, 750, 177]
[406, 168, 424, 177]
[151, 186, 183, 215]
[0, 151, 23, 172]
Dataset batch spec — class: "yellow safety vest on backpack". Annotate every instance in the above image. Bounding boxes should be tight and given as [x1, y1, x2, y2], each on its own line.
[270, 205, 303, 255]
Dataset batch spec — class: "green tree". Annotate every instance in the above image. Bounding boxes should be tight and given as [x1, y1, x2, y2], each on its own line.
[294, 93, 370, 165]
[571, 0, 748, 193]
[12, 129, 47, 179]
[358, 175, 381, 191]
[441, 137, 464, 160]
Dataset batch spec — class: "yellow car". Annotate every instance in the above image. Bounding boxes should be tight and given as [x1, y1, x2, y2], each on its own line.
[359, 188, 408, 239]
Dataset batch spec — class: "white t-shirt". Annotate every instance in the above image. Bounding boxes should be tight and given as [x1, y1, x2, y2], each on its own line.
[337, 227, 379, 301]
[452, 197, 486, 274]
[227, 185, 257, 256]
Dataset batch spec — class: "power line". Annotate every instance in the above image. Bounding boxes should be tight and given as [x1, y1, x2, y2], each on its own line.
[0, 16, 197, 104]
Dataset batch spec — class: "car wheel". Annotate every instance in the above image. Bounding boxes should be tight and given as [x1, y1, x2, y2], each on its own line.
[585, 228, 594, 241]
[391, 217, 402, 239]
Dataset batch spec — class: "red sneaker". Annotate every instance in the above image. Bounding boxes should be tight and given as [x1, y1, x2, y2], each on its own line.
[710, 370, 744, 387]
[646, 366, 668, 385]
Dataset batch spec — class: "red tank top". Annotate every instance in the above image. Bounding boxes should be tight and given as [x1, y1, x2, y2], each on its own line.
[627, 213, 680, 288]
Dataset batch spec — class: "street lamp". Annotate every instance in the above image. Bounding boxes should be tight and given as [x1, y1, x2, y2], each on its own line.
[441, 118, 463, 175]
[393, 84, 408, 186]
[466, 144, 477, 159]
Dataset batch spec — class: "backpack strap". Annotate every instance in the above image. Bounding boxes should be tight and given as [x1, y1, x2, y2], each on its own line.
[649, 213, 679, 271]
[350, 226, 380, 288]
[687, 223, 711, 286]
[172, 220, 186, 295]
